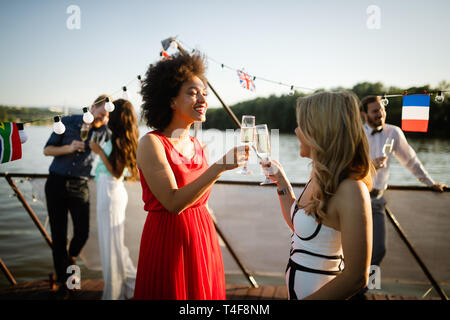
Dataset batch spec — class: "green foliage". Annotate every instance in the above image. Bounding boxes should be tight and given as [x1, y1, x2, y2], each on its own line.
[203, 82, 450, 139]
[0, 106, 62, 125]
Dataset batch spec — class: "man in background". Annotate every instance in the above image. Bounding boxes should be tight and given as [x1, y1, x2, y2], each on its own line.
[354, 95, 447, 299]
[43, 94, 110, 294]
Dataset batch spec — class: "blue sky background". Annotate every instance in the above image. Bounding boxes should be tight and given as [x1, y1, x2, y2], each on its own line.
[0, 0, 449, 112]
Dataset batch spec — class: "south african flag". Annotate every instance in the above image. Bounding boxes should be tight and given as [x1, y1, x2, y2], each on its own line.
[0, 122, 22, 163]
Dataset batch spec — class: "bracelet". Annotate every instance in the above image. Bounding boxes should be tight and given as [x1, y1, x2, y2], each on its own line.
[277, 187, 292, 196]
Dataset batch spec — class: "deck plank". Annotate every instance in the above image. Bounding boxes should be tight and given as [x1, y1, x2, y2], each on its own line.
[273, 285, 288, 299]
[245, 287, 262, 300]
[259, 285, 276, 300]
[0, 280, 441, 300]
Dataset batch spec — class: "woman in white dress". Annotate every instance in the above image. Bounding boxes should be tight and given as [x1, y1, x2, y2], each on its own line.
[262, 91, 374, 299]
[90, 99, 139, 300]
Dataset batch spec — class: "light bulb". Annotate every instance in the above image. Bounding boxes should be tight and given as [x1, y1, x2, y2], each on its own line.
[122, 86, 128, 100]
[82, 107, 94, 124]
[169, 41, 178, 50]
[104, 97, 115, 112]
[288, 86, 295, 96]
[435, 91, 445, 103]
[381, 96, 389, 106]
[53, 116, 66, 135]
[16, 123, 28, 143]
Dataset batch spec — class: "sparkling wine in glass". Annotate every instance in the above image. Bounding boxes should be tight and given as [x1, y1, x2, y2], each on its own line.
[237, 115, 255, 175]
[80, 123, 90, 141]
[256, 124, 274, 185]
[382, 137, 394, 157]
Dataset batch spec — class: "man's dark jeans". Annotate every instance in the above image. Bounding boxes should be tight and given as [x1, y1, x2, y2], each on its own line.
[45, 174, 90, 284]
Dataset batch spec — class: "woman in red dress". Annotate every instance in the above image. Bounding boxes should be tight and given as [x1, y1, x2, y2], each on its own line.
[133, 53, 249, 300]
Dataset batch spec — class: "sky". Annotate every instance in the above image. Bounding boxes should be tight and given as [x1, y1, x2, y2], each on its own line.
[0, 0, 449, 112]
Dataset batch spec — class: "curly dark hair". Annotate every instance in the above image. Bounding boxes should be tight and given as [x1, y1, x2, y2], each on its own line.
[108, 99, 139, 180]
[140, 52, 207, 131]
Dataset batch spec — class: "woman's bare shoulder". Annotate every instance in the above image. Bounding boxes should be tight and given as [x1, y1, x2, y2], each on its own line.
[138, 132, 162, 150]
[137, 132, 166, 164]
[335, 178, 370, 207]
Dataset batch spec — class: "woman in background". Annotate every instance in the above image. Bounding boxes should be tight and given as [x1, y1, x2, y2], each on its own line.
[90, 98, 139, 300]
[263, 91, 374, 299]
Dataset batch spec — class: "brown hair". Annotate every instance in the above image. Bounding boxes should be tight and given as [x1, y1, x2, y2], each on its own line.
[108, 99, 139, 180]
[360, 95, 380, 113]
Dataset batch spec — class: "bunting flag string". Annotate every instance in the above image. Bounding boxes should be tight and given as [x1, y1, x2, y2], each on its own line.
[3, 36, 449, 138]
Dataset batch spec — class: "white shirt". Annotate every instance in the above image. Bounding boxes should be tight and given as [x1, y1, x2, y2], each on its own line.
[363, 123, 434, 190]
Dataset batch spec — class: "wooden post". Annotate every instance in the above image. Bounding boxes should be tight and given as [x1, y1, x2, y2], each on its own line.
[0, 258, 17, 286]
[4, 174, 53, 248]
[213, 221, 259, 288]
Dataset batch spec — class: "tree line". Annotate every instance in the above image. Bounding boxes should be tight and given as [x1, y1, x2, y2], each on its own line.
[1, 81, 449, 139]
[203, 81, 450, 139]
[0, 106, 61, 125]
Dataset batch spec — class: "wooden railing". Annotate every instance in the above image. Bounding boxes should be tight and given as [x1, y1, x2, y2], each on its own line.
[1, 171, 448, 299]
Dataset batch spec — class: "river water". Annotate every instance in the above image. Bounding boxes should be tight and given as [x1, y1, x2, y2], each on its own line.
[0, 126, 449, 291]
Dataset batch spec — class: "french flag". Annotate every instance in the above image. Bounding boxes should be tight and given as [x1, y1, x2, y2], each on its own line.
[401, 94, 430, 132]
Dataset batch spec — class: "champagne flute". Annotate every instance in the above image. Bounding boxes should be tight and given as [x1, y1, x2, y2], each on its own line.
[255, 124, 274, 185]
[80, 123, 90, 141]
[382, 137, 394, 157]
[91, 131, 100, 144]
[79, 123, 90, 152]
[237, 115, 255, 175]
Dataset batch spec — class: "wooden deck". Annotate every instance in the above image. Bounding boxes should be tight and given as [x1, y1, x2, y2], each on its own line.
[0, 280, 440, 300]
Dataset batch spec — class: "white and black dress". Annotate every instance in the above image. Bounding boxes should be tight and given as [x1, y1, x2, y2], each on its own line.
[285, 186, 344, 300]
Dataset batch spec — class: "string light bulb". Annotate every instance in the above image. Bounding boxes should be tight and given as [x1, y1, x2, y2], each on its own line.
[122, 86, 128, 100]
[53, 116, 66, 134]
[82, 107, 94, 124]
[381, 95, 389, 107]
[435, 91, 445, 103]
[288, 85, 295, 96]
[169, 41, 178, 50]
[104, 97, 115, 112]
[16, 123, 28, 143]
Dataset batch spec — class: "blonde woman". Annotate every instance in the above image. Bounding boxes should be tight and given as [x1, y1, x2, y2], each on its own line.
[263, 91, 374, 300]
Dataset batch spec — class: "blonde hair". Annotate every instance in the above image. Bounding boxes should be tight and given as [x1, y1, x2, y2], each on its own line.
[296, 91, 374, 220]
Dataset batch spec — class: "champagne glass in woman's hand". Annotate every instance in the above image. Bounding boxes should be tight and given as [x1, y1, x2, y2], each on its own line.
[237, 115, 255, 175]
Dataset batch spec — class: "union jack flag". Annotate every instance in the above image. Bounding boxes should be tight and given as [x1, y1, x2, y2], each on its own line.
[237, 70, 255, 91]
